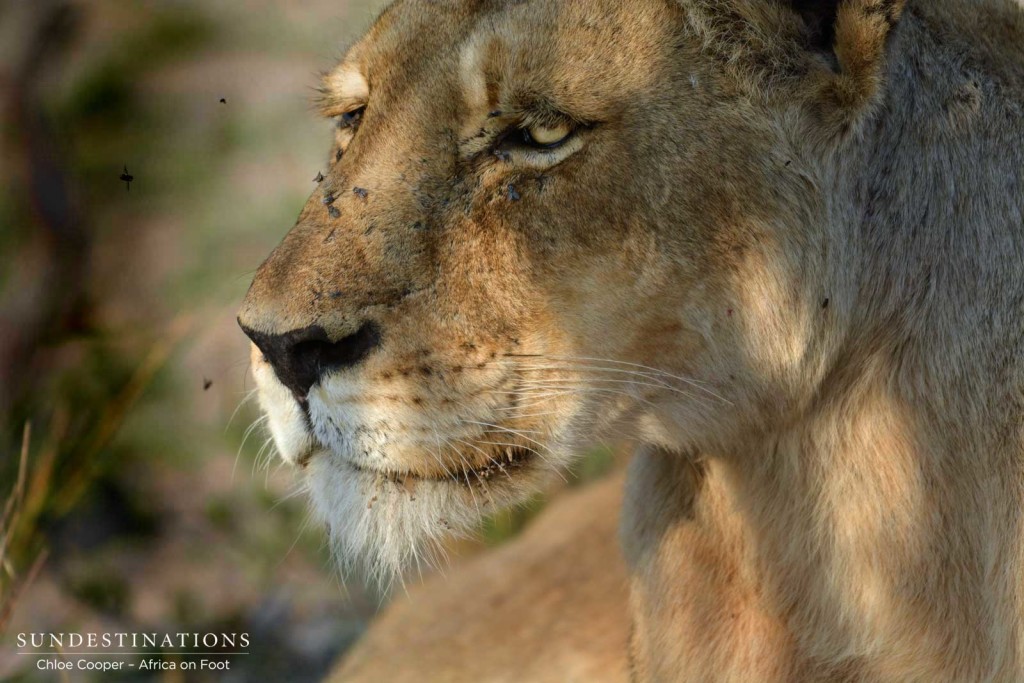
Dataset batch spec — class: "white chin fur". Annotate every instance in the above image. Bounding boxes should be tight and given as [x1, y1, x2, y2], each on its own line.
[306, 454, 553, 587]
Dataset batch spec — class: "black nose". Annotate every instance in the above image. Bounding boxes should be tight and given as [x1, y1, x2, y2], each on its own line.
[240, 322, 381, 400]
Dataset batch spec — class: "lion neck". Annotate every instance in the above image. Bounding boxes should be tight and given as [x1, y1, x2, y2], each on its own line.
[630, 361, 1023, 678]
[628, 3, 1024, 678]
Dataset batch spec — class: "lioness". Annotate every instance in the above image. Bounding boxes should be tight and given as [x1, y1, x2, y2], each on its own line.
[239, 0, 1024, 679]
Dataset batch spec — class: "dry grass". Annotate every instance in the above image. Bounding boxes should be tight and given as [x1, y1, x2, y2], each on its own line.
[0, 317, 190, 637]
[0, 423, 48, 635]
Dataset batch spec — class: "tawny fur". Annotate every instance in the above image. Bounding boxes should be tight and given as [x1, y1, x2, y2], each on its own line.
[330, 474, 630, 683]
[239, 0, 1024, 679]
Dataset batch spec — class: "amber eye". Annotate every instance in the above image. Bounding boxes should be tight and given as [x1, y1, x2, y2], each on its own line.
[521, 122, 574, 149]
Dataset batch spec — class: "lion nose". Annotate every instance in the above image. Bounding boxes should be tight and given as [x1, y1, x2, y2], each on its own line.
[239, 322, 381, 400]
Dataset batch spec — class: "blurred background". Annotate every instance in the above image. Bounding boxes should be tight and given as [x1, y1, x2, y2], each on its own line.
[0, 0, 379, 680]
[0, 1, 617, 681]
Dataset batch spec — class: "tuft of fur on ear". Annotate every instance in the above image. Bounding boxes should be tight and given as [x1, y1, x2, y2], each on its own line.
[829, 0, 905, 109]
[785, 0, 907, 112]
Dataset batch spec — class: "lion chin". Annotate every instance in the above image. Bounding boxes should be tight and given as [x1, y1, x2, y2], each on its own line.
[304, 454, 535, 584]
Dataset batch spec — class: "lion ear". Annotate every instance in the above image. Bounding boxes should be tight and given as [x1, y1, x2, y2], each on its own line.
[785, 0, 905, 68]
[782, 0, 906, 109]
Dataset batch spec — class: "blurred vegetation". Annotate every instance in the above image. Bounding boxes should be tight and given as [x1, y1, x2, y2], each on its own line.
[2, 5, 168, 619]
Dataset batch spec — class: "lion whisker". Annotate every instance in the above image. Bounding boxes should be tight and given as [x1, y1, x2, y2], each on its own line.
[225, 388, 259, 433]
[505, 354, 731, 404]
[270, 482, 311, 512]
[512, 362, 712, 398]
[445, 444, 484, 515]
[515, 375, 705, 402]
[275, 504, 315, 571]
[428, 426, 459, 480]
[234, 414, 270, 484]
[455, 419, 565, 476]
[255, 435, 277, 475]
[510, 383, 660, 411]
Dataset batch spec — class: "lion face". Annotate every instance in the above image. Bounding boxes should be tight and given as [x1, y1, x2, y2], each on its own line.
[239, 0, 836, 579]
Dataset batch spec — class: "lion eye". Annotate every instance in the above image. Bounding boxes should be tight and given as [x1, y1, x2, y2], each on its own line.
[338, 106, 366, 129]
[522, 122, 573, 149]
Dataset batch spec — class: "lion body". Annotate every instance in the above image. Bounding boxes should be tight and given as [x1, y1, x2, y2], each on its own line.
[331, 474, 630, 683]
[240, 0, 1024, 679]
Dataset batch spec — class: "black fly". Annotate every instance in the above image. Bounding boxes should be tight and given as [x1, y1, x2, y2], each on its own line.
[120, 165, 134, 191]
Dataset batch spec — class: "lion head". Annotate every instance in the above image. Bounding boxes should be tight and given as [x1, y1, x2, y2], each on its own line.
[238, 0, 906, 581]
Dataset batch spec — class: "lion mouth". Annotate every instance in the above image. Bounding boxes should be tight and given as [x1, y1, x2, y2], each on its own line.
[337, 445, 536, 487]
[449, 445, 535, 485]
